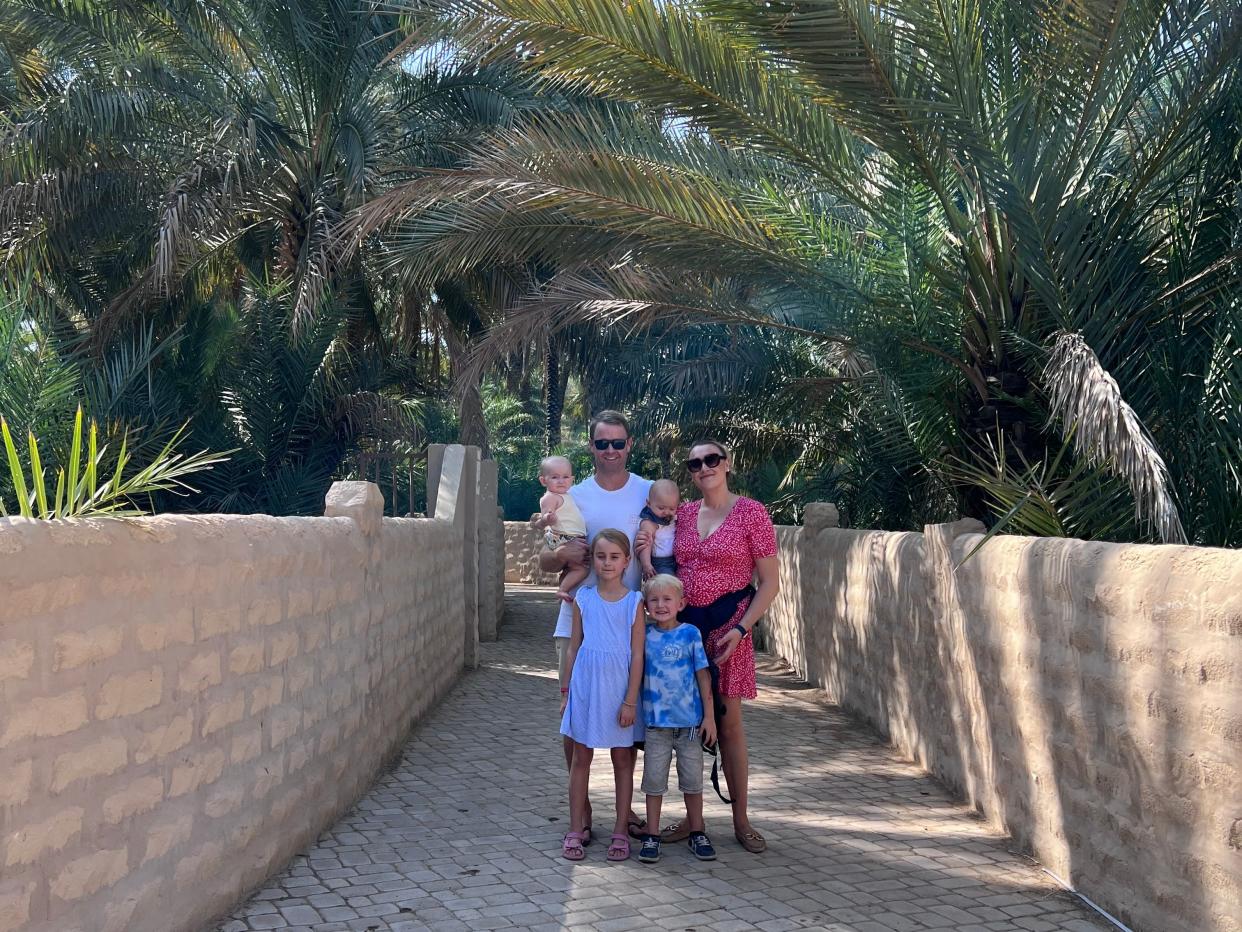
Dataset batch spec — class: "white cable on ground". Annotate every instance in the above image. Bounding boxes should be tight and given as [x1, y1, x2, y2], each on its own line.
[1041, 868, 1134, 932]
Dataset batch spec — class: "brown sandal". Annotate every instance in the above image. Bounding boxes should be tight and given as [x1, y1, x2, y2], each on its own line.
[660, 820, 692, 842]
[735, 828, 767, 853]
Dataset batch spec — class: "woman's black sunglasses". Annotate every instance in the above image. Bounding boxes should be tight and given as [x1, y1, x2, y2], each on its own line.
[685, 453, 726, 473]
[592, 438, 627, 450]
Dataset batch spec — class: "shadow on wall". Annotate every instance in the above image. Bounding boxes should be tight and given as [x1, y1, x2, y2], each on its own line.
[767, 510, 1242, 932]
[993, 538, 1224, 930]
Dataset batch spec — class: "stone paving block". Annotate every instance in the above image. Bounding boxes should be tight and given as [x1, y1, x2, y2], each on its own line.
[214, 588, 1109, 932]
[277, 904, 320, 925]
[245, 915, 287, 930]
[1014, 920, 1061, 932]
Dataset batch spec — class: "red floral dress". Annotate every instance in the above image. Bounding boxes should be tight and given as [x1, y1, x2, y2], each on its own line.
[673, 497, 777, 699]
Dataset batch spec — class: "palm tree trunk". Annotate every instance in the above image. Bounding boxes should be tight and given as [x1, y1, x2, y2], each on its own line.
[544, 337, 563, 453]
[518, 345, 537, 418]
[445, 327, 489, 456]
[458, 379, 489, 455]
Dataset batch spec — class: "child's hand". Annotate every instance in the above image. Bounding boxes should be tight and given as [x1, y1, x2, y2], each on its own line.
[700, 716, 717, 747]
[640, 562, 655, 581]
[560, 693, 569, 716]
[618, 702, 636, 728]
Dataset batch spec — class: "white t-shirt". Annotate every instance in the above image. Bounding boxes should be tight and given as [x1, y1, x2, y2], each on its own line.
[552, 472, 653, 638]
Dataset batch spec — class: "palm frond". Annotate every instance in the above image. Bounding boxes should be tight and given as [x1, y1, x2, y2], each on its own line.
[1044, 331, 1186, 543]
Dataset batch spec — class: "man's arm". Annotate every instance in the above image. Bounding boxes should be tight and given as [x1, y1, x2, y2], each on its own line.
[540, 537, 588, 573]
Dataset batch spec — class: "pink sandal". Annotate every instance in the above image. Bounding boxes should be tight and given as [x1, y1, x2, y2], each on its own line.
[562, 831, 586, 861]
[606, 833, 630, 861]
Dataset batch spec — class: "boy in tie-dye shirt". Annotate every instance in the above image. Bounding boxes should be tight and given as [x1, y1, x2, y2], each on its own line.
[636, 574, 717, 863]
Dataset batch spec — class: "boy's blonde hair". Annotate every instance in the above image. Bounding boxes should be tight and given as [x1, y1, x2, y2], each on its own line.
[540, 455, 573, 476]
[642, 573, 684, 599]
[591, 528, 631, 558]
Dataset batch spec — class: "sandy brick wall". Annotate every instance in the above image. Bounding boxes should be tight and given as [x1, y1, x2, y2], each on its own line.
[504, 522, 559, 586]
[0, 498, 463, 932]
[767, 515, 1242, 932]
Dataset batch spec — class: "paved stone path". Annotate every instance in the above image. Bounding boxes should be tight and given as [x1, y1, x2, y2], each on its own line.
[216, 587, 1108, 932]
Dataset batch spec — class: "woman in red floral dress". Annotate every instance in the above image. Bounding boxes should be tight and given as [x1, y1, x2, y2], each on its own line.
[661, 440, 780, 853]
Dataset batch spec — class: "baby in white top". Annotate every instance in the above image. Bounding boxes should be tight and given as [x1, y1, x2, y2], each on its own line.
[638, 478, 679, 581]
[537, 455, 589, 602]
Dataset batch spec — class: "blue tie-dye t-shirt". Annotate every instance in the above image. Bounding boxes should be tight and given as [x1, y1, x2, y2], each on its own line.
[642, 623, 709, 728]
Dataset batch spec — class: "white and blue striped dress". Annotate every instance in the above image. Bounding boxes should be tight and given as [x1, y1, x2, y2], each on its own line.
[560, 586, 644, 749]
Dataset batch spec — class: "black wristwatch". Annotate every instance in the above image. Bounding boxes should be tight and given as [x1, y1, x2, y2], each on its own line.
[731, 623, 748, 639]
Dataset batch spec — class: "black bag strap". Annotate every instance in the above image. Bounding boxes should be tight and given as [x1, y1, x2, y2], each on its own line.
[682, 585, 755, 807]
[703, 739, 734, 805]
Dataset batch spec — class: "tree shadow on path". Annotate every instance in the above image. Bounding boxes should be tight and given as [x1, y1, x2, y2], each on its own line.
[215, 587, 1108, 932]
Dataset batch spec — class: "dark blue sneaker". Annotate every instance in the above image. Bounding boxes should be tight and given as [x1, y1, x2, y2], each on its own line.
[638, 834, 661, 863]
[687, 831, 716, 861]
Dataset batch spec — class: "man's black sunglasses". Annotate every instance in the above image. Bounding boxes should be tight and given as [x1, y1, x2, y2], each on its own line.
[592, 438, 627, 450]
[685, 453, 726, 472]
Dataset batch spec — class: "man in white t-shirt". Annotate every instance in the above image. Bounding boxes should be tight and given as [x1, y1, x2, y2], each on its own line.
[539, 410, 652, 775]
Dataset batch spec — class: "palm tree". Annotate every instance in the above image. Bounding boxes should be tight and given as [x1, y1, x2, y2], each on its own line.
[166, 279, 424, 515]
[1, 0, 552, 456]
[365, 0, 1241, 544]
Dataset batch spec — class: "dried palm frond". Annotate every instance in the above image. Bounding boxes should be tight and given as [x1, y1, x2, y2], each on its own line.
[1044, 331, 1186, 543]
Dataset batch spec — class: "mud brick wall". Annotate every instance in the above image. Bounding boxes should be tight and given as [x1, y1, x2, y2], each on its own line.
[503, 522, 558, 586]
[0, 496, 463, 932]
[766, 513, 1242, 932]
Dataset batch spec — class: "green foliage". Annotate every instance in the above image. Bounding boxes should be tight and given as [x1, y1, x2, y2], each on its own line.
[1, 407, 226, 518]
[163, 281, 426, 515]
[367, 0, 1241, 543]
[2, 0, 1237, 542]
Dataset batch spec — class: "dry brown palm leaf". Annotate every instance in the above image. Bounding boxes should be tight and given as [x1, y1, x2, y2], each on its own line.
[1045, 331, 1186, 543]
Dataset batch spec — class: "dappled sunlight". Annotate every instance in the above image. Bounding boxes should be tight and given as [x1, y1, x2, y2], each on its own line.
[217, 586, 1109, 930]
[763, 515, 1241, 932]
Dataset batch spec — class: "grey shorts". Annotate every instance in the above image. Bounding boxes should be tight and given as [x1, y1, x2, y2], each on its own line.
[640, 726, 703, 796]
[554, 637, 570, 687]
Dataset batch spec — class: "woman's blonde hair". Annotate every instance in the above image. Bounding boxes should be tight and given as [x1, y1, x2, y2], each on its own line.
[642, 573, 684, 599]
[591, 528, 631, 557]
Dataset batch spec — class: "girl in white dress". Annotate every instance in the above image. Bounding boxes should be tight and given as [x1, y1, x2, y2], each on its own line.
[559, 529, 645, 861]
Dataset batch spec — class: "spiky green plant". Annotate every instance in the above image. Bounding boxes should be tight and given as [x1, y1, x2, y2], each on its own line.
[1, 407, 226, 518]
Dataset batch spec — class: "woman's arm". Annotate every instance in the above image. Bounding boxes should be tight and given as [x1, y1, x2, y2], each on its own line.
[618, 602, 645, 727]
[714, 553, 780, 665]
[738, 553, 780, 630]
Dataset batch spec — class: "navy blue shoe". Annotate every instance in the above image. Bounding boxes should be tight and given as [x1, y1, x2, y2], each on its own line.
[638, 834, 661, 863]
[687, 831, 716, 861]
